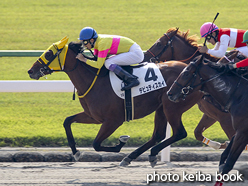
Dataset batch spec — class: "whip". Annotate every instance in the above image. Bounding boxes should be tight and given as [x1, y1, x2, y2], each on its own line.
[203, 12, 219, 46]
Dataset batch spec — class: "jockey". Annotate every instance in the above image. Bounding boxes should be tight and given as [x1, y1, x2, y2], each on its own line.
[76, 27, 144, 91]
[199, 22, 248, 58]
[226, 30, 248, 70]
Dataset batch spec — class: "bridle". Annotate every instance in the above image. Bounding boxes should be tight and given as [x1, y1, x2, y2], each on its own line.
[147, 33, 175, 63]
[173, 61, 226, 100]
[147, 33, 200, 63]
[37, 46, 101, 99]
[37, 46, 79, 77]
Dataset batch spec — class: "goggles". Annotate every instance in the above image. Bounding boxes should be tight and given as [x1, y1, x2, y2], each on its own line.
[83, 40, 90, 45]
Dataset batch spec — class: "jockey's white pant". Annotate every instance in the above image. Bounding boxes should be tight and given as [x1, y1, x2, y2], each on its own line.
[235, 46, 248, 57]
[104, 43, 144, 69]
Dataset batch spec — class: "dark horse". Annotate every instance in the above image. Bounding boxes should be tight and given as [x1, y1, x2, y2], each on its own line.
[167, 55, 248, 186]
[28, 36, 204, 167]
[143, 28, 246, 149]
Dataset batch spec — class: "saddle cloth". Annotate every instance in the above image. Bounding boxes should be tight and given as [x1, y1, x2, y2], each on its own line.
[109, 63, 167, 99]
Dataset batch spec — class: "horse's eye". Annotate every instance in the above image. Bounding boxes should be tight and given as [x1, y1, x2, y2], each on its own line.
[45, 50, 54, 60]
[183, 71, 190, 78]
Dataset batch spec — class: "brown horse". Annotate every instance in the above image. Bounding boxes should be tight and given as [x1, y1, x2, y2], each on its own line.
[143, 28, 246, 149]
[28, 36, 205, 167]
[167, 54, 248, 186]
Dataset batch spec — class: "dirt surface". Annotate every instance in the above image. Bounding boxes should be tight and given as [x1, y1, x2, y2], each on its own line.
[0, 161, 247, 186]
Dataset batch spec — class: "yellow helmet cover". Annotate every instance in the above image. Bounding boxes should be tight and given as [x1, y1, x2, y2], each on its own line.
[39, 36, 69, 71]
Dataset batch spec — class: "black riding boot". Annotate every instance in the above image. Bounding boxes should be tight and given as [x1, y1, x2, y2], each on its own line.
[113, 66, 139, 91]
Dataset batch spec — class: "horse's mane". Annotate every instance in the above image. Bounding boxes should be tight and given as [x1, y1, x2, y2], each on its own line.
[166, 28, 220, 62]
[68, 41, 83, 54]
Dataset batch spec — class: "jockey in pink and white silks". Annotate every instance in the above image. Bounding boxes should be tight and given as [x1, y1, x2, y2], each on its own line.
[199, 22, 248, 58]
[76, 27, 144, 91]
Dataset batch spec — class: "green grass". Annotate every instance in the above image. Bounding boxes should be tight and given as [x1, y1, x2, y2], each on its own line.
[1, 0, 245, 147]
[0, 92, 227, 147]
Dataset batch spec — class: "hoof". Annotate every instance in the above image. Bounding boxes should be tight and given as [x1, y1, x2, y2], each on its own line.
[73, 151, 81, 161]
[149, 155, 158, 168]
[119, 135, 130, 143]
[119, 157, 132, 167]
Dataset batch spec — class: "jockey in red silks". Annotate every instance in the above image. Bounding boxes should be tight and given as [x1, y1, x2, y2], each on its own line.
[199, 22, 248, 58]
[226, 30, 248, 70]
[76, 27, 144, 91]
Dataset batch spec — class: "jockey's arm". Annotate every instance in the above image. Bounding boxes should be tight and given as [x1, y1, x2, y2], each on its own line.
[86, 57, 105, 69]
[235, 58, 248, 68]
[85, 40, 111, 69]
[208, 35, 229, 58]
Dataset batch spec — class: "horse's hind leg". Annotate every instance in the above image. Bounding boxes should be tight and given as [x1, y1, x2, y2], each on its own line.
[63, 112, 100, 155]
[219, 135, 234, 169]
[194, 114, 215, 141]
[194, 114, 222, 149]
[120, 106, 167, 166]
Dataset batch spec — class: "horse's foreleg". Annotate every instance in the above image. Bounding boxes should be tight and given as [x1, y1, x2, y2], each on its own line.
[120, 106, 167, 166]
[220, 132, 247, 173]
[149, 117, 187, 167]
[92, 121, 127, 152]
[215, 133, 247, 186]
[63, 112, 100, 155]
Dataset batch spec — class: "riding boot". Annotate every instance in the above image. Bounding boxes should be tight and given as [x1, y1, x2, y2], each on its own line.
[109, 64, 139, 91]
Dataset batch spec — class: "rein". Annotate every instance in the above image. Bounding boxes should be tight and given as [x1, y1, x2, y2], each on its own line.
[147, 33, 199, 63]
[77, 68, 101, 99]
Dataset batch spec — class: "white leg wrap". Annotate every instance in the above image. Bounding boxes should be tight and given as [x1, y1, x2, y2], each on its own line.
[202, 137, 221, 150]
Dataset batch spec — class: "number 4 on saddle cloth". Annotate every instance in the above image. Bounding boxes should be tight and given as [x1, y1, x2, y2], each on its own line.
[109, 63, 167, 121]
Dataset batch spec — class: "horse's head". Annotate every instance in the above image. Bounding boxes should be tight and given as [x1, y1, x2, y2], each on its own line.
[28, 36, 69, 80]
[167, 55, 207, 102]
[144, 27, 200, 63]
[143, 28, 179, 63]
[217, 50, 239, 64]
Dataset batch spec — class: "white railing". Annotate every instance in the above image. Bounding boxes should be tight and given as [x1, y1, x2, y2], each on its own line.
[0, 80, 74, 92]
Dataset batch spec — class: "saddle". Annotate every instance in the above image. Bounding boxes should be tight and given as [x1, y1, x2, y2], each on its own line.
[109, 62, 166, 122]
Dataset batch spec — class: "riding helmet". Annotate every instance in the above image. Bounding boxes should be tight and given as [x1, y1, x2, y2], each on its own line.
[242, 30, 248, 43]
[200, 22, 219, 38]
[79, 27, 98, 40]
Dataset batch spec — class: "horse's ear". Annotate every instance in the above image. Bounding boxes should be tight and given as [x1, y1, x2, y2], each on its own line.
[57, 36, 69, 49]
[226, 50, 239, 60]
[193, 55, 204, 65]
[218, 50, 239, 64]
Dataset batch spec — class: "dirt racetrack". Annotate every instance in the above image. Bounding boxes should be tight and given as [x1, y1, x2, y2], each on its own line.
[0, 161, 247, 186]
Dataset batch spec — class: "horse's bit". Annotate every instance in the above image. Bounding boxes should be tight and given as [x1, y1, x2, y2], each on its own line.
[173, 62, 226, 100]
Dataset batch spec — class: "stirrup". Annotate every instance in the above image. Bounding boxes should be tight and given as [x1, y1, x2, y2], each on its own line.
[121, 79, 139, 91]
